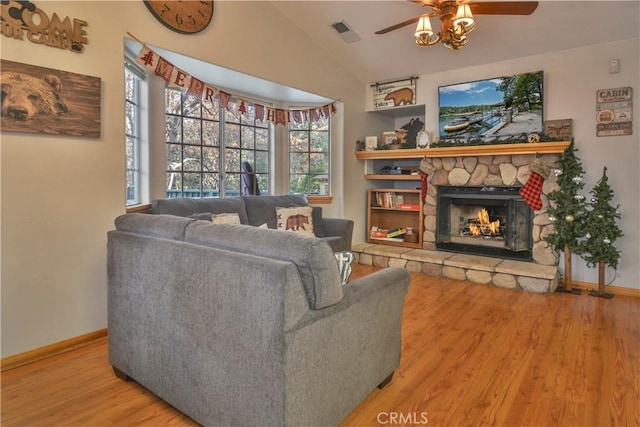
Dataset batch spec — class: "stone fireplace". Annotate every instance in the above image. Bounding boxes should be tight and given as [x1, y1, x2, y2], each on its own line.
[352, 143, 569, 293]
[422, 154, 560, 268]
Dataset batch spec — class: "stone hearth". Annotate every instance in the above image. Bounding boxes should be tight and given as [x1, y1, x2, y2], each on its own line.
[352, 244, 558, 293]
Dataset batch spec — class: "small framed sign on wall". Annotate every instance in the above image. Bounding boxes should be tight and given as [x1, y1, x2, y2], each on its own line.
[544, 119, 572, 140]
[372, 77, 417, 110]
[596, 86, 632, 137]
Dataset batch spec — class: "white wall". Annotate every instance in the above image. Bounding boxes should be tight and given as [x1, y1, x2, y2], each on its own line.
[0, 1, 367, 357]
[414, 39, 639, 289]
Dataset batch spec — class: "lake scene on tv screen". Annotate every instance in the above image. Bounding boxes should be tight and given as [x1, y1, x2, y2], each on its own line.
[438, 71, 543, 140]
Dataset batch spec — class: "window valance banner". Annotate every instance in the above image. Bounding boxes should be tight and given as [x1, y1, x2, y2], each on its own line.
[135, 44, 336, 126]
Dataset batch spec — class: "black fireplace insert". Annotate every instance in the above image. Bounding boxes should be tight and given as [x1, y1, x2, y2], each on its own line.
[436, 186, 533, 261]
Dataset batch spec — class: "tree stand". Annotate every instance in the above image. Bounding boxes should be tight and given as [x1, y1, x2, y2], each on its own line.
[588, 259, 614, 299]
[557, 244, 582, 294]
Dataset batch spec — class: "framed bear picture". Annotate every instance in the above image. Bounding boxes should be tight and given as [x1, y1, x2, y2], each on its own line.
[1, 60, 101, 137]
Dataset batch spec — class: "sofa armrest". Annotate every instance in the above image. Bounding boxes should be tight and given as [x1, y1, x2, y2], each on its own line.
[283, 266, 410, 425]
[287, 267, 410, 332]
[322, 217, 354, 250]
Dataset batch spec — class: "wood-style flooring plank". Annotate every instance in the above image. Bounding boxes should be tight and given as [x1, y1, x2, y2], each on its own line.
[2, 264, 639, 427]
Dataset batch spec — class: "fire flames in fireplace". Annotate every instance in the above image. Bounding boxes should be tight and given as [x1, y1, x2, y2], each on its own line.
[468, 208, 501, 237]
[463, 208, 503, 240]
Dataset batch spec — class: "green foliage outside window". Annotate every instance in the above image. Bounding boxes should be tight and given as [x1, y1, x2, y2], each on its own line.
[289, 117, 330, 195]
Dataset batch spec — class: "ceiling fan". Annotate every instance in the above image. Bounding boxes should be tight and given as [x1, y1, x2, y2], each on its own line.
[375, 1, 538, 50]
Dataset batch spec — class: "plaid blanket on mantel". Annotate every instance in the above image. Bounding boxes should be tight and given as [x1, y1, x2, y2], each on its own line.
[519, 171, 544, 211]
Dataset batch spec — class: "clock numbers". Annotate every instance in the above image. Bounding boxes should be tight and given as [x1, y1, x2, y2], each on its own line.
[174, 14, 196, 25]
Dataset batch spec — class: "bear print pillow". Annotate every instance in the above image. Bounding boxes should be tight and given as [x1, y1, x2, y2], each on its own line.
[276, 206, 314, 237]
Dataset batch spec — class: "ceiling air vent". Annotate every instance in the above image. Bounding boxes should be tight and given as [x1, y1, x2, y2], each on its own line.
[330, 20, 361, 44]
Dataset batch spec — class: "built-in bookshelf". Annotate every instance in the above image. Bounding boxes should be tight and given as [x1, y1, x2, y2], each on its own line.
[367, 188, 423, 249]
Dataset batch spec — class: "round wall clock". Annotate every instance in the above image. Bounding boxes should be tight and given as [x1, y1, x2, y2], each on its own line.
[144, 1, 214, 34]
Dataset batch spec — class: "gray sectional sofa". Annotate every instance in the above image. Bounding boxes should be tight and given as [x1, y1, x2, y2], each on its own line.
[150, 194, 353, 252]
[107, 213, 411, 426]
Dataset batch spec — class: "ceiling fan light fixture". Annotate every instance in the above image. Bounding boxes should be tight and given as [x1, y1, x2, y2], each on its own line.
[414, 15, 434, 37]
[443, 34, 468, 50]
[378, 0, 538, 50]
[415, 15, 440, 46]
[453, 4, 475, 29]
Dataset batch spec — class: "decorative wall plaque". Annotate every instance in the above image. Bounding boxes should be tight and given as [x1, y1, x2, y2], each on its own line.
[596, 87, 632, 137]
[372, 77, 417, 110]
[0, 1, 88, 53]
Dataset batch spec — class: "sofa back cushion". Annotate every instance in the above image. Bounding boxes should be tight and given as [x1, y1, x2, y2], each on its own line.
[151, 197, 249, 224]
[242, 195, 308, 228]
[114, 213, 194, 241]
[184, 221, 343, 310]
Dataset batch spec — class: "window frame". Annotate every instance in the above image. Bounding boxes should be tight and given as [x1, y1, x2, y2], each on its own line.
[164, 87, 271, 198]
[125, 63, 142, 206]
[288, 116, 331, 196]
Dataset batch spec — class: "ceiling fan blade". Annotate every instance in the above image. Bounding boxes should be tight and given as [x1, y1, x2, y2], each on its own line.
[375, 16, 422, 35]
[469, 1, 538, 16]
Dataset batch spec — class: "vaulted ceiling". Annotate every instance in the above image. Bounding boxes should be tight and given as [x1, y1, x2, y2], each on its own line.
[129, 1, 639, 103]
[272, 1, 640, 85]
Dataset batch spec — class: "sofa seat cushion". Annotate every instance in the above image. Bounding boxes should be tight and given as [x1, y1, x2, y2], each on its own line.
[152, 197, 249, 224]
[184, 221, 343, 310]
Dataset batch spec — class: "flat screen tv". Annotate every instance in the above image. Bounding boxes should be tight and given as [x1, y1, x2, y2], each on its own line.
[438, 70, 543, 140]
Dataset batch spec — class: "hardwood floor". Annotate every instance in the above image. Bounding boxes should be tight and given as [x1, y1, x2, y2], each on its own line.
[2, 265, 639, 426]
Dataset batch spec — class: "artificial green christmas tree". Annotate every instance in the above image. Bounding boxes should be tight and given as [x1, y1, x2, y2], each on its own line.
[544, 140, 588, 293]
[581, 167, 623, 299]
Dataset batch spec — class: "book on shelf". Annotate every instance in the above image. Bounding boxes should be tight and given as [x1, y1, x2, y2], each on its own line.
[386, 227, 406, 238]
[370, 226, 388, 238]
[370, 226, 406, 239]
[372, 236, 404, 242]
[398, 203, 420, 210]
[373, 191, 408, 209]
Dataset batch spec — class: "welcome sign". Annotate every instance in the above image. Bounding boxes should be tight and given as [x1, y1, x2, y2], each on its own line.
[0, 0, 88, 53]
[372, 77, 417, 110]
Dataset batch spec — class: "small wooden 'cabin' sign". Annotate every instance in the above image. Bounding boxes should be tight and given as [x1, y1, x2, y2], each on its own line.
[372, 77, 417, 110]
[596, 86, 632, 136]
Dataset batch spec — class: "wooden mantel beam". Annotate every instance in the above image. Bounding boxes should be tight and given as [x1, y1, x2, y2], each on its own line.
[355, 141, 570, 160]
